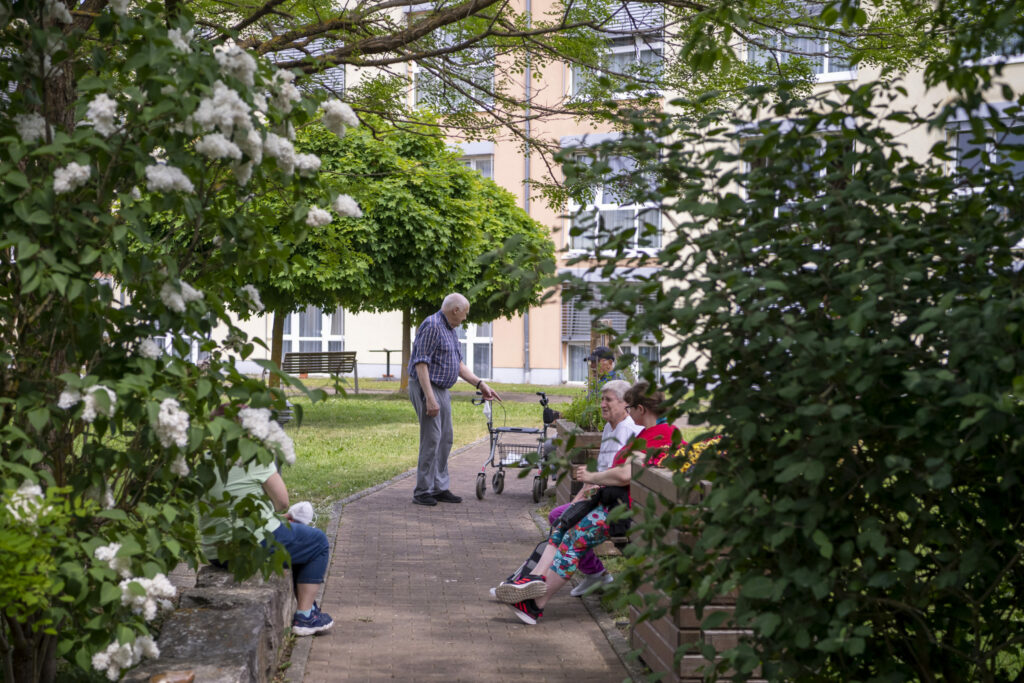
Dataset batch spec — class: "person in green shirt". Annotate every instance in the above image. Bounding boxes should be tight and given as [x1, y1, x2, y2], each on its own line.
[203, 460, 333, 636]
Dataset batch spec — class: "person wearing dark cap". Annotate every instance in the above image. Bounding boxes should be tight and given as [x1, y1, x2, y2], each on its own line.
[584, 345, 621, 397]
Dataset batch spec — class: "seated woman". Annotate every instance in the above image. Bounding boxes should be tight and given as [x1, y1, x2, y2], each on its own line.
[202, 460, 334, 636]
[494, 380, 680, 625]
[548, 379, 639, 595]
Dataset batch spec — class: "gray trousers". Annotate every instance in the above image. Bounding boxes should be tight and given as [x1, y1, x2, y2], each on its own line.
[409, 376, 453, 497]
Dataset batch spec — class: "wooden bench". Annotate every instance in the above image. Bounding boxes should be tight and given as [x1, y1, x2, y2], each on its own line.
[280, 351, 359, 394]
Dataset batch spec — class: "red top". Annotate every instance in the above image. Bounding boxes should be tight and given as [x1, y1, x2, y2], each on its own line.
[610, 423, 682, 504]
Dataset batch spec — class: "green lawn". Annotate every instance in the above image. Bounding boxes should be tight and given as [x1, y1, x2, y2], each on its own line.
[285, 376, 582, 397]
[280, 394, 545, 525]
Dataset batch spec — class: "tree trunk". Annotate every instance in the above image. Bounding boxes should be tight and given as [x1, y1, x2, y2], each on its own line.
[400, 308, 411, 393]
[269, 308, 285, 389]
[5, 614, 57, 683]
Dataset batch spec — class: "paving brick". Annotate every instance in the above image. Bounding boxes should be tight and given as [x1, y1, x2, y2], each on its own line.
[302, 439, 627, 682]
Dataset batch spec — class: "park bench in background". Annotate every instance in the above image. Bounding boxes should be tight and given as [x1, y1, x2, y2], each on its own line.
[280, 351, 359, 395]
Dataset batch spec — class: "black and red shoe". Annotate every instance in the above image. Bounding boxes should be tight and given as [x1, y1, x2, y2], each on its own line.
[495, 573, 546, 603]
[508, 599, 543, 625]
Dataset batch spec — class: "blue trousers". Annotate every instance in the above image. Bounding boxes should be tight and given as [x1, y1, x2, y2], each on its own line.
[271, 521, 329, 585]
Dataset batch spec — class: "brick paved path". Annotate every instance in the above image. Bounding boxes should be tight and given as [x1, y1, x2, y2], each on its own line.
[302, 439, 628, 682]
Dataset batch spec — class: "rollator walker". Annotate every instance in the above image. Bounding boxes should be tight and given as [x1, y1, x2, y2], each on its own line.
[472, 392, 557, 502]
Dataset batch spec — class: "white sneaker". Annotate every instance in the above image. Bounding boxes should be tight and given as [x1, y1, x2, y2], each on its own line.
[489, 586, 497, 600]
[569, 571, 613, 597]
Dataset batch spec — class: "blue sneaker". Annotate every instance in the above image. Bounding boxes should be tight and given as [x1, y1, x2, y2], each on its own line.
[292, 602, 334, 636]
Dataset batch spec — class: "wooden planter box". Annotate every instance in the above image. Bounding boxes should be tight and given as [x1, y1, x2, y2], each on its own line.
[628, 464, 763, 683]
[553, 418, 602, 506]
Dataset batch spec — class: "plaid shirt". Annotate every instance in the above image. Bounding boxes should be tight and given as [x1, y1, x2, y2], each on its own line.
[408, 310, 463, 389]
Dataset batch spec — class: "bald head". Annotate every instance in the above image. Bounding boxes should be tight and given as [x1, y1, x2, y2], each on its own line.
[441, 293, 469, 328]
[442, 293, 469, 314]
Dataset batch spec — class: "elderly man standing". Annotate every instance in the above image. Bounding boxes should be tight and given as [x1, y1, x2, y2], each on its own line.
[408, 293, 501, 506]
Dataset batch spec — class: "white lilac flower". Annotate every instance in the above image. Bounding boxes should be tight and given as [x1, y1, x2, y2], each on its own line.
[332, 194, 363, 218]
[294, 153, 321, 177]
[94, 542, 132, 578]
[86, 94, 118, 137]
[81, 385, 117, 423]
[135, 635, 159, 660]
[213, 44, 257, 87]
[5, 481, 48, 524]
[272, 70, 302, 113]
[191, 80, 251, 137]
[119, 573, 176, 621]
[130, 186, 142, 201]
[262, 132, 295, 175]
[159, 282, 184, 313]
[170, 454, 189, 476]
[137, 338, 162, 360]
[241, 284, 264, 313]
[58, 388, 82, 409]
[108, 0, 131, 16]
[195, 133, 242, 161]
[92, 634, 161, 681]
[53, 161, 91, 194]
[305, 206, 332, 227]
[44, 0, 72, 24]
[14, 113, 49, 143]
[320, 100, 359, 137]
[167, 27, 193, 53]
[103, 489, 116, 509]
[253, 93, 268, 113]
[155, 398, 190, 449]
[234, 128, 263, 165]
[232, 161, 254, 187]
[159, 280, 203, 314]
[238, 407, 296, 464]
[145, 164, 194, 193]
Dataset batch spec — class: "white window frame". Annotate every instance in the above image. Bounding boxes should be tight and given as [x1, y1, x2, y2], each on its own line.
[948, 123, 1024, 187]
[457, 322, 493, 379]
[460, 154, 494, 179]
[566, 152, 662, 256]
[282, 305, 345, 354]
[747, 32, 857, 83]
[572, 34, 664, 99]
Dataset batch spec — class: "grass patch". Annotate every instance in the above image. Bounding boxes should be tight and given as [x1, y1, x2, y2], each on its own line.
[281, 394, 544, 523]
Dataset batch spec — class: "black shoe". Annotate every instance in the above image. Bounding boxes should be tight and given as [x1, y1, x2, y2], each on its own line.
[412, 494, 437, 506]
[434, 490, 462, 503]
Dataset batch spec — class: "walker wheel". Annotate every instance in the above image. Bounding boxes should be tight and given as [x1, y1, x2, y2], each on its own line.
[532, 476, 544, 503]
[475, 473, 486, 500]
[493, 471, 505, 495]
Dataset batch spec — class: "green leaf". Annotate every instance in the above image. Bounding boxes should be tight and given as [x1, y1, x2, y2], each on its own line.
[812, 529, 833, 559]
[27, 407, 50, 432]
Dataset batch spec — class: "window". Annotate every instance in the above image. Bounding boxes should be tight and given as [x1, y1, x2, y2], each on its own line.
[562, 283, 656, 382]
[282, 305, 345, 353]
[457, 322, 493, 379]
[573, 2, 664, 98]
[953, 125, 1024, 181]
[460, 155, 494, 179]
[568, 154, 661, 253]
[412, 27, 494, 110]
[748, 32, 855, 81]
[623, 343, 661, 381]
[742, 131, 855, 209]
[573, 35, 663, 98]
[567, 342, 590, 383]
